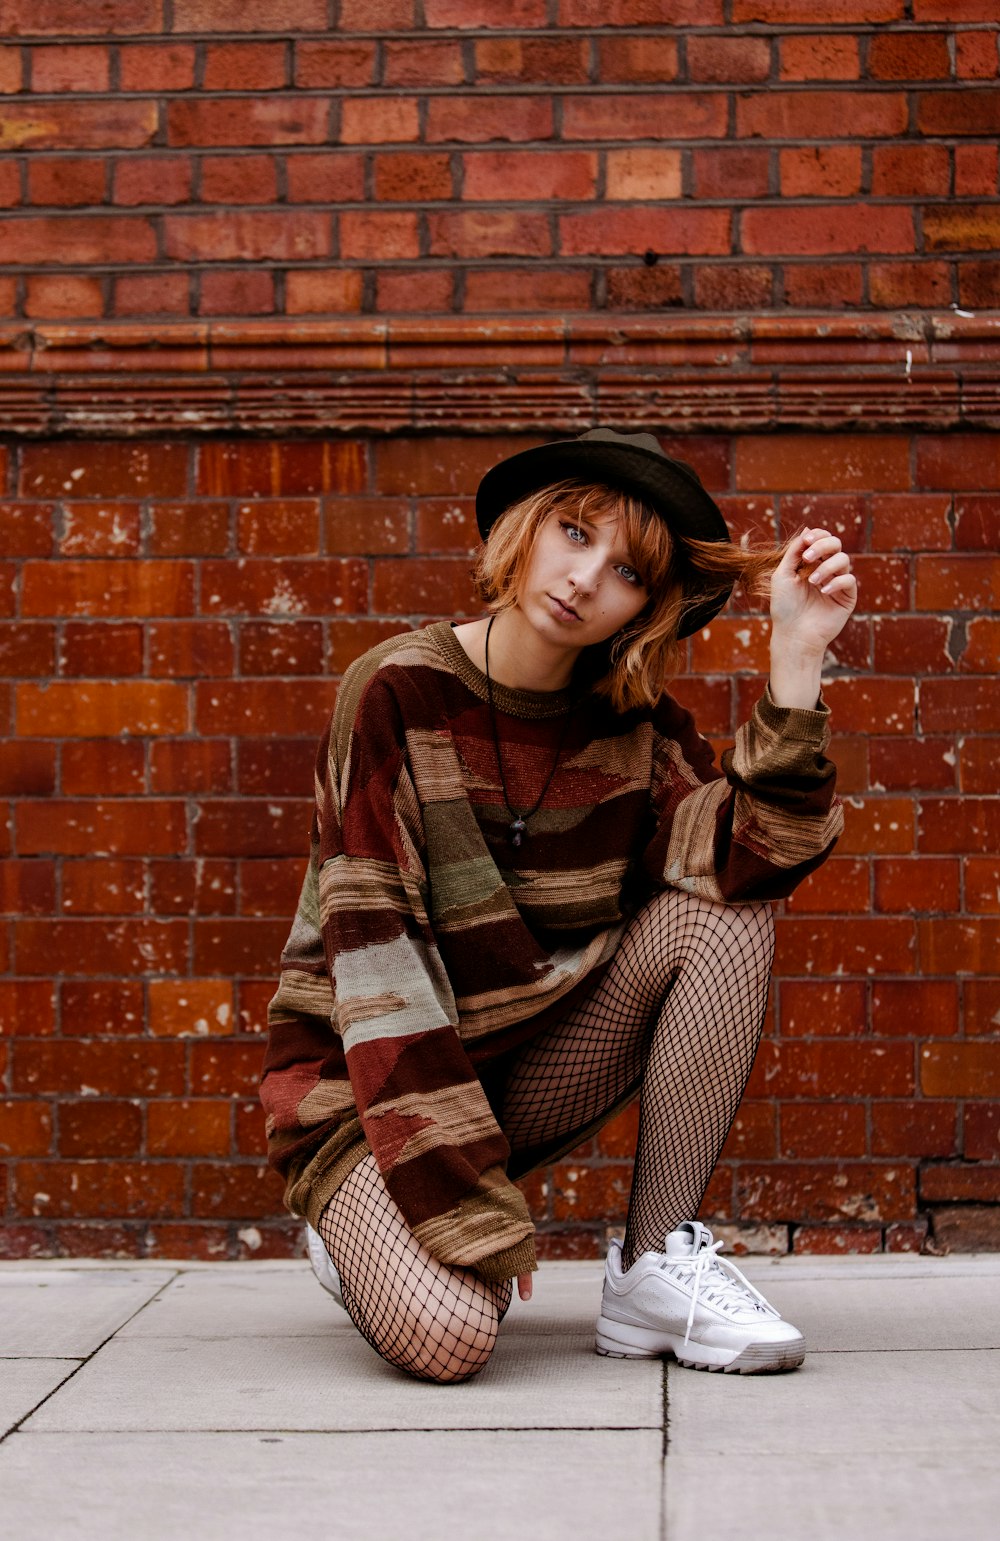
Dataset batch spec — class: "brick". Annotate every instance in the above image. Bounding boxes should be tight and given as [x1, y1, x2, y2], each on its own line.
[60, 979, 143, 1036]
[172, 0, 327, 31]
[0, 622, 56, 677]
[237, 738, 318, 796]
[196, 441, 365, 498]
[792, 1225, 881, 1255]
[59, 503, 141, 557]
[921, 678, 999, 732]
[691, 147, 770, 200]
[413, 500, 478, 556]
[113, 157, 193, 207]
[961, 615, 1000, 674]
[62, 741, 145, 796]
[966, 857, 1000, 915]
[148, 1100, 232, 1158]
[240, 857, 307, 918]
[921, 1164, 1000, 1203]
[16, 799, 186, 856]
[918, 90, 1000, 137]
[119, 43, 196, 92]
[372, 557, 480, 615]
[785, 857, 869, 914]
[285, 270, 365, 315]
[918, 797, 1000, 854]
[147, 502, 230, 557]
[603, 265, 685, 309]
[15, 918, 188, 976]
[164, 210, 329, 263]
[1, 0, 160, 32]
[779, 979, 866, 1038]
[738, 89, 906, 140]
[284, 151, 365, 205]
[113, 272, 191, 317]
[13, 1160, 186, 1221]
[324, 499, 410, 556]
[872, 616, 953, 675]
[874, 858, 960, 914]
[870, 494, 951, 552]
[0, 743, 55, 797]
[718, 1103, 775, 1160]
[239, 621, 324, 676]
[24, 275, 104, 319]
[340, 95, 420, 146]
[783, 263, 863, 307]
[687, 35, 770, 83]
[780, 1102, 866, 1158]
[193, 919, 288, 977]
[150, 740, 231, 795]
[462, 149, 598, 202]
[20, 443, 189, 500]
[149, 858, 236, 916]
[561, 206, 730, 257]
[166, 97, 328, 151]
[294, 41, 377, 89]
[915, 556, 1000, 614]
[564, 92, 726, 143]
[736, 1162, 915, 1224]
[237, 500, 320, 556]
[751, 1039, 914, 1100]
[933, 1206, 1000, 1252]
[4, 214, 157, 265]
[745, 203, 914, 256]
[955, 30, 1000, 80]
[959, 740, 1000, 797]
[0, 100, 156, 150]
[0, 1100, 52, 1157]
[59, 1100, 142, 1158]
[479, 35, 591, 84]
[237, 980, 275, 1035]
[552, 1161, 632, 1222]
[428, 0, 548, 20]
[736, 435, 911, 493]
[234, 1098, 267, 1157]
[870, 31, 951, 80]
[62, 858, 145, 915]
[189, 1039, 269, 1096]
[955, 496, 1000, 551]
[427, 210, 547, 259]
[954, 144, 1000, 197]
[59, 622, 143, 677]
[918, 433, 1000, 491]
[818, 679, 916, 738]
[198, 154, 279, 206]
[148, 621, 234, 678]
[870, 977, 959, 1038]
[870, 144, 951, 198]
[779, 146, 862, 198]
[966, 980, 1000, 1036]
[194, 799, 310, 859]
[27, 157, 107, 207]
[775, 917, 916, 978]
[203, 41, 287, 91]
[190, 1161, 285, 1220]
[195, 680, 335, 736]
[560, 0, 722, 22]
[1, 858, 55, 915]
[0, 44, 21, 91]
[735, 0, 902, 16]
[0, 502, 53, 556]
[965, 1105, 1000, 1161]
[17, 682, 188, 738]
[198, 270, 275, 317]
[870, 262, 952, 308]
[779, 34, 860, 81]
[383, 39, 464, 86]
[919, 918, 1000, 974]
[200, 558, 367, 619]
[13, 1040, 184, 1097]
[149, 979, 233, 1039]
[0, 980, 56, 1037]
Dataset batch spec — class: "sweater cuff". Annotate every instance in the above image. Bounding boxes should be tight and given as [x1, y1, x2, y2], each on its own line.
[474, 1235, 538, 1283]
[757, 679, 831, 740]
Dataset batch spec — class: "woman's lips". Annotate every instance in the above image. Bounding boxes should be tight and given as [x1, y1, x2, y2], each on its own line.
[548, 593, 582, 622]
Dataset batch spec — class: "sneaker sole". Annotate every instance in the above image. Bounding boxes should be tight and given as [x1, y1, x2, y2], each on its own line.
[595, 1314, 805, 1375]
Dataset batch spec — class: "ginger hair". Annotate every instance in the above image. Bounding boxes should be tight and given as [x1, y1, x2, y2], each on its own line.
[474, 477, 792, 713]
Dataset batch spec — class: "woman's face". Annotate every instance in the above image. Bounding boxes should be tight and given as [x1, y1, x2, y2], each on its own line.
[516, 508, 649, 651]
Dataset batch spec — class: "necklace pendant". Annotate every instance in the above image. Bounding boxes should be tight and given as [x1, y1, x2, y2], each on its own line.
[509, 817, 527, 848]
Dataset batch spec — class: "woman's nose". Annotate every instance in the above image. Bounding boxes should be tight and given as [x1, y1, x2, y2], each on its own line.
[569, 553, 602, 594]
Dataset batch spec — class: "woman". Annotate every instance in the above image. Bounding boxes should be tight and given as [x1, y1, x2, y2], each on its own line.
[261, 427, 856, 1383]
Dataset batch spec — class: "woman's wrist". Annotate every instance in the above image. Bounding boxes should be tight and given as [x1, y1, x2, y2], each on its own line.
[768, 632, 825, 710]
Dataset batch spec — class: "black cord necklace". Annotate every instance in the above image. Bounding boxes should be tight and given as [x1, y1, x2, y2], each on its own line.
[484, 613, 574, 849]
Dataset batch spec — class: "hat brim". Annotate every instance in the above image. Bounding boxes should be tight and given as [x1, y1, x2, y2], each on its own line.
[475, 438, 734, 638]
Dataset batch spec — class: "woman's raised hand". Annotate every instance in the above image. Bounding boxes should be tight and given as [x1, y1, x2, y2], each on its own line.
[769, 527, 858, 653]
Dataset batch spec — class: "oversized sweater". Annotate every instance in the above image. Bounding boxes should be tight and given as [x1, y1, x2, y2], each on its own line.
[261, 621, 843, 1281]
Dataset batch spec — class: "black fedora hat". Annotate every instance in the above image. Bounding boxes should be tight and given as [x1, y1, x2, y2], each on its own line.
[475, 428, 735, 637]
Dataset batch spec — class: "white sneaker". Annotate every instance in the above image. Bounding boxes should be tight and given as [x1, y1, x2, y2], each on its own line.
[596, 1221, 805, 1374]
[306, 1222, 345, 1309]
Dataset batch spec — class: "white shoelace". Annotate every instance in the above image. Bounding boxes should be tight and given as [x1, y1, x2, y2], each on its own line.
[659, 1238, 779, 1346]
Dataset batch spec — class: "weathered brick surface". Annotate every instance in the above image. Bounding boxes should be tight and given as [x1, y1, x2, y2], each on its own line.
[0, 9, 995, 317]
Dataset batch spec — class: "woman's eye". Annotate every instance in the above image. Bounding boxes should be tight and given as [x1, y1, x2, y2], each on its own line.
[617, 565, 642, 586]
[562, 522, 586, 544]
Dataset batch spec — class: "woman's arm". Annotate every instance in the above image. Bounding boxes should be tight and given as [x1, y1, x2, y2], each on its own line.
[768, 526, 858, 709]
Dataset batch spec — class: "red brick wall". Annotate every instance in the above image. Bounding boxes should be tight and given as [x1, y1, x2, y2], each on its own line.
[0, 2, 997, 318]
[1, 4, 999, 1259]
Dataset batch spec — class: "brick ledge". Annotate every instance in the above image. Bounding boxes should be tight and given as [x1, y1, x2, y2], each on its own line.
[1, 311, 997, 436]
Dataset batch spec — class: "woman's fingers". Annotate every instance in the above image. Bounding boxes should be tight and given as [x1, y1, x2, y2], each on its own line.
[517, 1272, 533, 1301]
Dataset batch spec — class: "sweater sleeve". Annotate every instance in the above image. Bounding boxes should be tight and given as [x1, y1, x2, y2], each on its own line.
[318, 667, 536, 1282]
[642, 682, 844, 902]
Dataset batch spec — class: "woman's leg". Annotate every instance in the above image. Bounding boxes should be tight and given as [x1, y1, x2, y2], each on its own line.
[501, 888, 775, 1268]
[317, 1152, 512, 1384]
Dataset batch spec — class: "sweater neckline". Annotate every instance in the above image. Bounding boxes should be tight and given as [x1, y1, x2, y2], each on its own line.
[428, 621, 576, 721]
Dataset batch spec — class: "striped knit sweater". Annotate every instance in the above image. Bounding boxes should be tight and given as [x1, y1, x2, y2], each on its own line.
[261, 621, 843, 1281]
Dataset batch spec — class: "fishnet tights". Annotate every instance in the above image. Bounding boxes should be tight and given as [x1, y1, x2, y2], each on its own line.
[318, 888, 774, 1383]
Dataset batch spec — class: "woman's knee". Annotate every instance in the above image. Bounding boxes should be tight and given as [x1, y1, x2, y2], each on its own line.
[392, 1300, 502, 1384]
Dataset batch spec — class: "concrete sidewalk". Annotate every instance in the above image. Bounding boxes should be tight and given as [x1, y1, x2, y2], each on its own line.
[2, 1253, 998, 1541]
